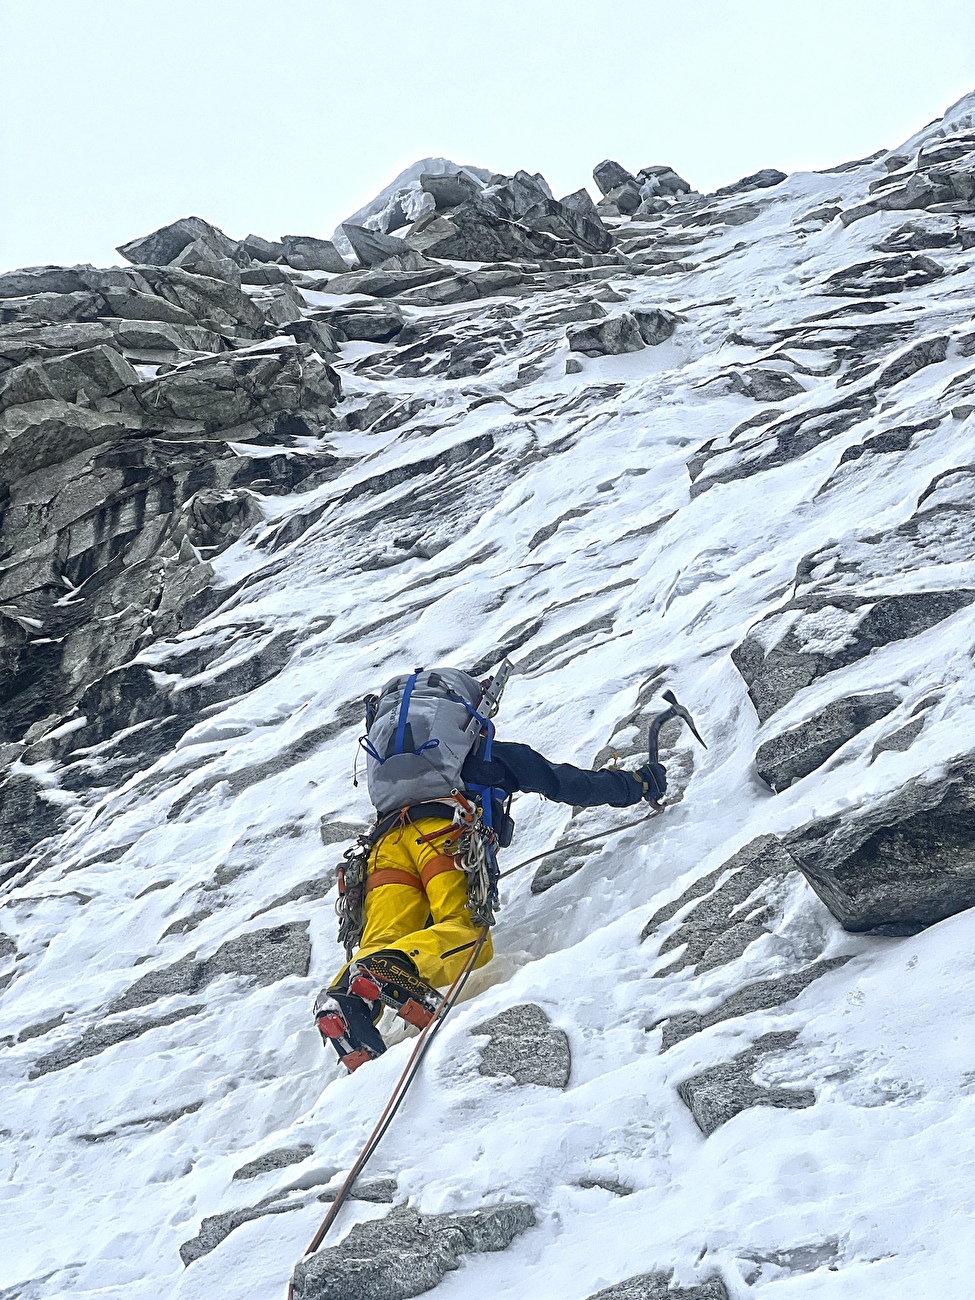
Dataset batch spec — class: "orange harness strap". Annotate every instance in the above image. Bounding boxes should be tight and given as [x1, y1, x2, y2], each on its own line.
[365, 868, 425, 894]
[420, 854, 460, 890]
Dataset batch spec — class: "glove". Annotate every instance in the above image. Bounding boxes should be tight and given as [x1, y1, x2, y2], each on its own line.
[634, 762, 667, 802]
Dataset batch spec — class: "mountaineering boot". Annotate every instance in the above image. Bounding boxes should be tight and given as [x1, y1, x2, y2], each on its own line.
[313, 989, 386, 1073]
[348, 949, 443, 1030]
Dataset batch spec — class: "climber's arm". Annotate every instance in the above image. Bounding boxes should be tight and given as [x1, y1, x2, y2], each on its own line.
[462, 740, 664, 808]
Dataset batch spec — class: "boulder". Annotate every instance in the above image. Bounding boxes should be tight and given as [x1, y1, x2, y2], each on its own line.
[340, 224, 407, 268]
[239, 264, 293, 286]
[756, 692, 900, 790]
[241, 233, 287, 263]
[473, 1003, 571, 1087]
[631, 307, 679, 346]
[567, 313, 645, 356]
[291, 1203, 536, 1300]
[677, 1031, 815, 1135]
[132, 264, 265, 337]
[637, 165, 692, 196]
[593, 160, 637, 195]
[281, 235, 348, 274]
[117, 216, 241, 267]
[0, 320, 114, 367]
[600, 182, 642, 215]
[420, 169, 483, 209]
[714, 168, 787, 196]
[171, 239, 243, 286]
[481, 170, 552, 219]
[521, 198, 613, 253]
[784, 754, 975, 933]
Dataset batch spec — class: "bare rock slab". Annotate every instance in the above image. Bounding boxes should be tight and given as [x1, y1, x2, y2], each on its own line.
[587, 1272, 728, 1300]
[677, 1032, 815, 1135]
[473, 1003, 571, 1088]
[755, 691, 899, 790]
[291, 1203, 535, 1300]
[784, 754, 975, 933]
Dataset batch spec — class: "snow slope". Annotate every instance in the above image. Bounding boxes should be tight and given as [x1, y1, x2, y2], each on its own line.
[4, 97, 975, 1299]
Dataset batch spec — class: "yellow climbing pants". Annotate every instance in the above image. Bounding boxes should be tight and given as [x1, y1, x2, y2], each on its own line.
[331, 817, 494, 991]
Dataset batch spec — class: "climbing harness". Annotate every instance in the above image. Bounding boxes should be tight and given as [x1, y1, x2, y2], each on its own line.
[287, 927, 490, 1297]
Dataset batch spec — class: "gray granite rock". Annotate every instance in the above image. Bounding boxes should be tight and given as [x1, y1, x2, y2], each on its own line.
[420, 170, 483, 209]
[567, 313, 645, 356]
[822, 253, 945, 297]
[784, 754, 975, 933]
[291, 1203, 535, 1300]
[473, 1003, 571, 1088]
[755, 692, 900, 790]
[281, 235, 348, 273]
[657, 958, 850, 1050]
[631, 308, 679, 346]
[30, 1003, 204, 1078]
[117, 217, 241, 267]
[241, 233, 287, 263]
[641, 835, 800, 974]
[313, 304, 405, 343]
[232, 1144, 315, 1180]
[676, 1031, 815, 1135]
[715, 168, 786, 196]
[729, 367, 805, 402]
[586, 1272, 728, 1300]
[593, 160, 637, 195]
[110, 921, 311, 1013]
[341, 225, 407, 268]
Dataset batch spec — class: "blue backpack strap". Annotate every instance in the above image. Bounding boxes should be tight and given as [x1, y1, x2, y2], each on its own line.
[465, 719, 496, 828]
[393, 671, 420, 755]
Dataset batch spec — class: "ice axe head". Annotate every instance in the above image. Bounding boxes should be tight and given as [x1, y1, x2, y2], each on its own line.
[661, 689, 708, 749]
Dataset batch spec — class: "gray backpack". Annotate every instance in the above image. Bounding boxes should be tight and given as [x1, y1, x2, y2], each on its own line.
[362, 667, 484, 814]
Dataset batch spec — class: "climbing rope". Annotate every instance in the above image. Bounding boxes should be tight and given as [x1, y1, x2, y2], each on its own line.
[498, 806, 663, 881]
[287, 927, 490, 1296]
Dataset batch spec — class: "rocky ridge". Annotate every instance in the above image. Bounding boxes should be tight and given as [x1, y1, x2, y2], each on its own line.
[3, 96, 975, 1300]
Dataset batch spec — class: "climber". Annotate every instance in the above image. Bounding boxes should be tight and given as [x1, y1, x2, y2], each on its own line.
[313, 664, 667, 1073]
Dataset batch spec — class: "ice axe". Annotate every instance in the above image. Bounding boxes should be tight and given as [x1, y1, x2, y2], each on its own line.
[645, 689, 707, 808]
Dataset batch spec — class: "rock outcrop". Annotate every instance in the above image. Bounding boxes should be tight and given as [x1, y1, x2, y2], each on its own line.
[473, 1003, 571, 1087]
[291, 1203, 536, 1300]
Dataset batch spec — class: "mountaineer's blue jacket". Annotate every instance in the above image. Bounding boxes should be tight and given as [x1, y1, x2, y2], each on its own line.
[462, 741, 646, 808]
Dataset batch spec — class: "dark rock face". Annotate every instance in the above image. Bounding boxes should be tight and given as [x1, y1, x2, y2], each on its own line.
[641, 835, 800, 974]
[783, 755, 975, 933]
[473, 1003, 571, 1087]
[586, 1272, 728, 1300]
[567, 313, 645, 356]
[291, 1203, 536, 1300]
[715, 168, 787, 196]
[341, 224, 408, 268]
[281, 235, 348, 273]
[110, 921, 311, 1013]
[755, 692, 900, 790]
[593, 160, 637, 195]
[676, 1032, 815, 1135]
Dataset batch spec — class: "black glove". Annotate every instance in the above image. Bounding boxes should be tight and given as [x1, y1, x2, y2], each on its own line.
[635, 762, 667, 802]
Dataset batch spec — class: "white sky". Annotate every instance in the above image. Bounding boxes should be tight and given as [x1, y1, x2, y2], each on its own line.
[1, 0, 974, 273]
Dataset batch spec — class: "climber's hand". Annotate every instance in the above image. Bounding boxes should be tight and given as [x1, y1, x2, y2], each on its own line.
[635, 762, 667, 802]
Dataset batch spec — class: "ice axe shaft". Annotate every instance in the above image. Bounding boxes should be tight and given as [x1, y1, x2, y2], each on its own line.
[647, 688, 707, 767]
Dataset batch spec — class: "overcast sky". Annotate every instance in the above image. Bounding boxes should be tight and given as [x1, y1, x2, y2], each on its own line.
[2, 0, 974, 273]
